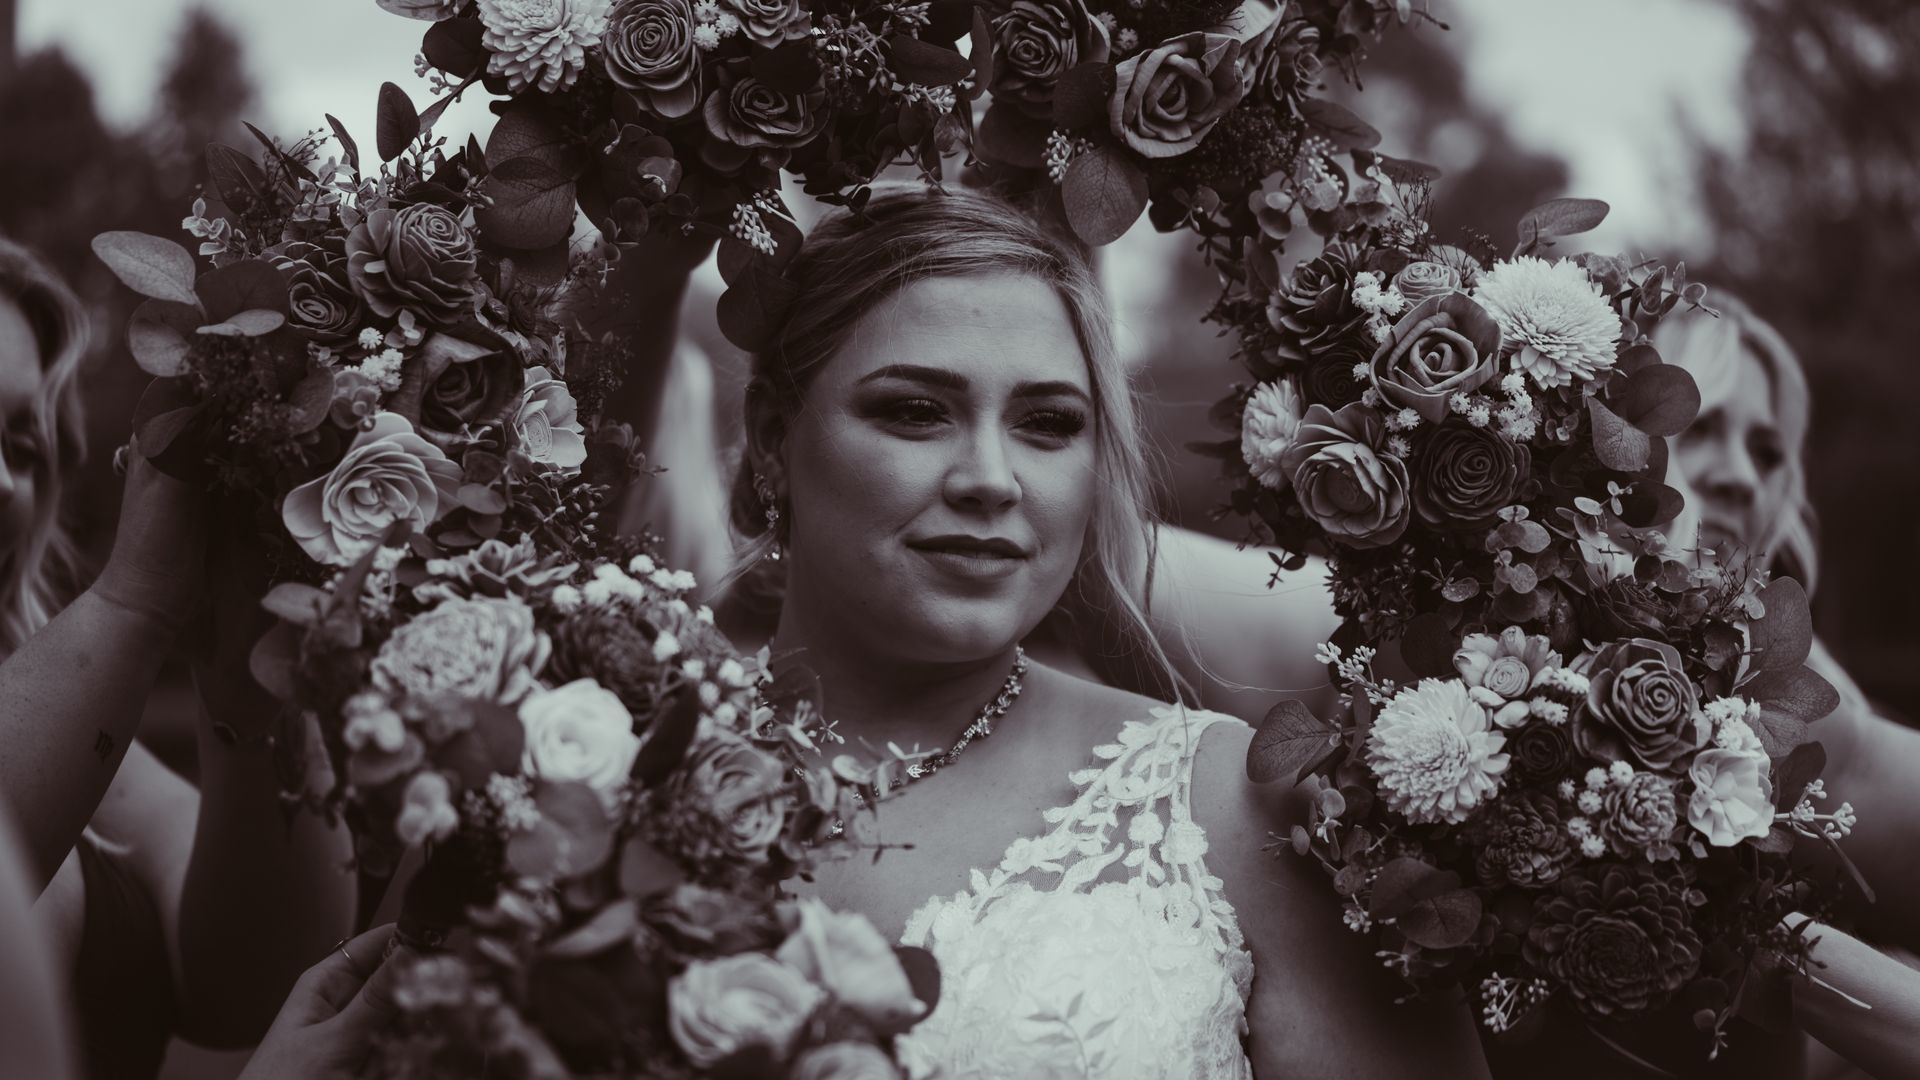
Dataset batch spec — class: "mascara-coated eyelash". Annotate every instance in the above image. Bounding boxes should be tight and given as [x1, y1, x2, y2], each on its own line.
[1020, 408, 1087, 439]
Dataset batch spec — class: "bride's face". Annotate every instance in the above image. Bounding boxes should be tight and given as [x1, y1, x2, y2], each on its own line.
[777, 271, 1098, 663]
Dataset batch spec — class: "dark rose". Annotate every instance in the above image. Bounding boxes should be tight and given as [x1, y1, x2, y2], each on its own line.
[987, 0, 1109, 117]
[665, 733, 793, 869]
[604, 0, 703, 119]
[1600, 772, 1680, 861]
[1573, 639, 1709, 772]
[1277, 403, 1410, 549]
[721, 0, 810, 46]
[1509, 722, 1573, 784]
[1470, 791, 1576, 888]
[1300, 351, 1369, 408]
[424, 355, 520, 440]
[1524, 864, 1702, 1018]
[391, 332, 522, 447]
[1580, 576, 1670, 641]
[1269, 241, 1370, 359]
[703, 64, 826, 151]
[1239, 13, 1320, 101]
[644, 883, 785, 955]
[1108, 31, 1246, 159]
[1410, 422, 1530, 529]
[345, 203, 479, 322]
[275, 238, 368, 345]
[1368, 292, 1503, 423]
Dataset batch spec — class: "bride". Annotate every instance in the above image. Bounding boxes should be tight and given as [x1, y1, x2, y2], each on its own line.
[711, 185, 1489, 1077]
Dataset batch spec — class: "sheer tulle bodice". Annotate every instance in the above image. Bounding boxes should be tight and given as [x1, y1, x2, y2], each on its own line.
[898, 706, 1254, 1079]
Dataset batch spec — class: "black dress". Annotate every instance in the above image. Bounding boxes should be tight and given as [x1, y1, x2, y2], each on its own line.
[72, 838, 175, 1080]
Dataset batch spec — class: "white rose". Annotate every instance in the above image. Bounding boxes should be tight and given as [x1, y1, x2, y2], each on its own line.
[776, 898, 922, 1028]
[667, 952, 823, 1068]
[282, 412, 462, 565]
[1687, 747, 1775, 847]
[518, 679, 641, 801]
[515, 366, 587, 468]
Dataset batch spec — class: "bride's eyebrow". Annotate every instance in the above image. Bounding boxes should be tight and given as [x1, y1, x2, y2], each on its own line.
[855, 364, 968, 390]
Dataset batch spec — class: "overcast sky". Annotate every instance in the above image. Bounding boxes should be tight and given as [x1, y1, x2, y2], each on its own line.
[17, 0, 1750, 252]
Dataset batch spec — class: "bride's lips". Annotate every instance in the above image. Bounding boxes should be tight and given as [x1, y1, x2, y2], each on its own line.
[907, 535, 1031, 582]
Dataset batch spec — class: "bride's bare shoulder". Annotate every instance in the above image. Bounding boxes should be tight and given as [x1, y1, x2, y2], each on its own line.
[1020, 661, 1183, 737]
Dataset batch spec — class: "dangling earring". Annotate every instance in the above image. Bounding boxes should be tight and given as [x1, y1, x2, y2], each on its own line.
[754, 471, 783, 561]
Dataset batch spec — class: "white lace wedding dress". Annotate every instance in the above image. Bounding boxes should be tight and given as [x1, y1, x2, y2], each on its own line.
[897, 705, 1255, 1079]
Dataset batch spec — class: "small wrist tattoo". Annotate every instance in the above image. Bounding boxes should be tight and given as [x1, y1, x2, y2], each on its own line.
[93, 731, 115, 761]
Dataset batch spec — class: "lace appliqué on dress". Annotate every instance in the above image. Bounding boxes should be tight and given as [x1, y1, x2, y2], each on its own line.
[899, 706, 1254, 1080]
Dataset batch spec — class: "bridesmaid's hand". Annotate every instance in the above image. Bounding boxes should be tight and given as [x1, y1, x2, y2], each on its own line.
[238, 926, 403, 1080]
[93, 442, 207, 631]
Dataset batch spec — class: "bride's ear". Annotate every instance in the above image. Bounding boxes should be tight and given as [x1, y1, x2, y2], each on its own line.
[742, 376, 788, 488]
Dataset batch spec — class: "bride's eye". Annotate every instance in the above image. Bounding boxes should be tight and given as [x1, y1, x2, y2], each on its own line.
[871, 396, 949, 432]
[1018, 407, 1087, 443]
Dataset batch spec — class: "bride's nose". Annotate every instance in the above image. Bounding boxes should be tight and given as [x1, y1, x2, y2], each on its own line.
[943, 426, 1021, 512]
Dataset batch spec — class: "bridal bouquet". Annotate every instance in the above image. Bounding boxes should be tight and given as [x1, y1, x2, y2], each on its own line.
[259, 537, 936, 1077]
[1214, 187, 1864, 1059]
[92, 114, 936, 1077]
[376, 0, 985, 348]
[973, 0, 1432, 248]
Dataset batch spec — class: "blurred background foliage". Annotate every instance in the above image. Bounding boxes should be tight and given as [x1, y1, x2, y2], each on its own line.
[0, 0, 1914, 735]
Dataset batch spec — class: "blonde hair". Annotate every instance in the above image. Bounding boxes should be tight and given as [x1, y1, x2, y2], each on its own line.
[0, 238, 86, 652]
[1653, 293, 1818, 595]
[722, 184, 1181, 693]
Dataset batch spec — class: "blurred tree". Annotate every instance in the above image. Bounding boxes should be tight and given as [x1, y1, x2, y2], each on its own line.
[1693, 0, 1920, 719]
[0, 8, 255, 556]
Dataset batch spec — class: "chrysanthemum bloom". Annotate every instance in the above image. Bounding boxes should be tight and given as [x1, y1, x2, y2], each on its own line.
[1367, 678, 1510, 825]
[1474, 256, 1620, 390]
[1240, 379, 1303, 490]
[476, 0, 613, 93]
[1454, 627, 1561, 728]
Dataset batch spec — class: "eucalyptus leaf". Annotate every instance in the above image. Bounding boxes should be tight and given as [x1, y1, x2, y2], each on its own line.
[127, 299, 200, 376]
[1514, 197, 1610, 257]
[223, 308, 287, 336]
[91, 231, 200, 305]
[1746, 576, 1814, 675]
[1246, 700, 1338, 783]
[545, 898, 639, 959]
[1397, 888, 1483, 949]
[326, 113, 360, 173]
[1771, 741, 1827, 811]
[1610, 363, 1701, 437]
[376, 81, 420, 163]
[1741, 665, 1840, 757]
[1052, 62, 1112, 130]
[1062, 144, 1148, 246]
[887, 34, 974, 87]
[205, 142, 267, 214]
[1587, 396, 1652, 472]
